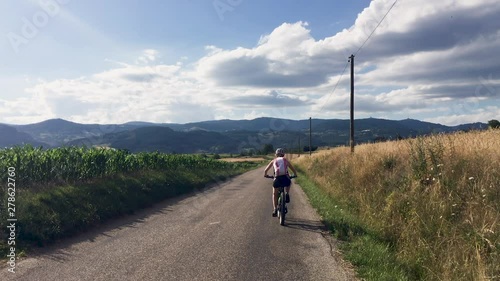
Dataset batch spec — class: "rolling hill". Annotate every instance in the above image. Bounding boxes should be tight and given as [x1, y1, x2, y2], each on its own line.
[0, 117, 489, 153]
[0, 124, 48, 148]
[69, 126, 242, 153]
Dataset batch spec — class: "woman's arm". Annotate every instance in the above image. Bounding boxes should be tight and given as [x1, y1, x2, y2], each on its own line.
[264, 160, 274, 176]
[288, 161, 298, 176]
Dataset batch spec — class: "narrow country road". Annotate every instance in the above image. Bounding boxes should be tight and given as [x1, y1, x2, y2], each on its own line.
[2, 167, 357, 281]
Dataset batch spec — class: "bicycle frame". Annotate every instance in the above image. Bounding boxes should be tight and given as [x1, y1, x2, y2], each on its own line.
[265, 174, 296, 226]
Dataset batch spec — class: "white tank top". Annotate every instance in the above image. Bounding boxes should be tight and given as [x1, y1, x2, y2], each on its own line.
[273, 157, 288, 176]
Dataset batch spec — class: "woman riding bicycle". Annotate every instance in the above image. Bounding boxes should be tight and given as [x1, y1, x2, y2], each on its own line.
[264, 148, 298, 217]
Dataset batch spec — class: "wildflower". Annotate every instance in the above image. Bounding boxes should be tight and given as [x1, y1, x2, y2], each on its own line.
[468, 177, 474, 180]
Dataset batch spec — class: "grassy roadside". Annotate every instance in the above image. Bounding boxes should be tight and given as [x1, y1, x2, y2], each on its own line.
[295, 170, 414, 280]
[292, 130, 499, 280]
[0, 164, 256, 258]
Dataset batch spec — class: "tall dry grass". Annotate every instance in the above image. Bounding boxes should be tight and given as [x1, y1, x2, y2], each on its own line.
[293, 130, 499, 280]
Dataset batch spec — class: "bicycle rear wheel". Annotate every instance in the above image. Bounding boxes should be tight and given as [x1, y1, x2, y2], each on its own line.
[277, 195, 282, 220]
[279, 191, 286, 226]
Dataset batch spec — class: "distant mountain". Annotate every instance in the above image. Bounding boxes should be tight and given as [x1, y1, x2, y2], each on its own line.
[450, 122, 487, 131]
[13, 118, 153, 147]
[397, 118, 450, 133]
[0, 124, 48, 148]
[178, 117, 460, 136]
[173, 117, 312, 132]
[2, 117, 489, 153]
[70, 126, 242, 153]
[313, 118, 451, 134]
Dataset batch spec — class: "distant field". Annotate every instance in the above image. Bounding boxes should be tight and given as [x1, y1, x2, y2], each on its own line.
[221, 157, 267, 163]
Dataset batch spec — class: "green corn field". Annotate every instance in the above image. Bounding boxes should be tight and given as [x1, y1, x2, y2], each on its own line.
[0, 145, 241, 188]
[0, 145, 255, 252]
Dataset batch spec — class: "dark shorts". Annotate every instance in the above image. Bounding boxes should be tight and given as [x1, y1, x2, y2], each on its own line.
[273, 175, 291, 188]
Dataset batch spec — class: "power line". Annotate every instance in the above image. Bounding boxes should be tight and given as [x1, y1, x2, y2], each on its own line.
[318, 60, 349, 114]
[316, 0, 397, 116]
[355, 0, 398, 56]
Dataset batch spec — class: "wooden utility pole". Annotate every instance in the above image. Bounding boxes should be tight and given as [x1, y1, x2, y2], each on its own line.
[349, 54, 355, 153]
[309, 117, 312, 156]
[298, 135, 301, 156]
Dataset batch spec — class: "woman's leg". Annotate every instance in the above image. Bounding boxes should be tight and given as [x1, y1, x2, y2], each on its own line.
[272, 187, 279, 214]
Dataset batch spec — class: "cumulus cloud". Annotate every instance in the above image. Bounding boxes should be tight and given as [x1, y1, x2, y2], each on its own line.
[196, 22, 348, 88]
[198, 1, 499, 97]
[224, 90, 311, 108]
[425, 106, 500, 126]
[9, 50, 213, 124]
[136, 49, 160, 64]
[3, 0, 499, 126]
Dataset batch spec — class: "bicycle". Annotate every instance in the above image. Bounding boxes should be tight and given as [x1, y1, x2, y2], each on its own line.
[265, 174, 297, 226]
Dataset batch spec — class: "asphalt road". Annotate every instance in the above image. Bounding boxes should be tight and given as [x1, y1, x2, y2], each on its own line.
[2, 167, 358, 281]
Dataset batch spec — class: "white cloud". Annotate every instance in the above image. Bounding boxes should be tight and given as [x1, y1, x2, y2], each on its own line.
[425, 106, 500, 126]
[5, 52, 214, 124]
[3, 0, 499, 126]
[196, 21, 346, 88]
[136, 49, 160, 64]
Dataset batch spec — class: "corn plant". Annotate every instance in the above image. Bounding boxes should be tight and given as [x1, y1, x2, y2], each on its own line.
[0, 145, 239, 189]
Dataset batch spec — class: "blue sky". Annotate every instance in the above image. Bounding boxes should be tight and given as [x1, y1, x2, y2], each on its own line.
[1, 0, 499, 125]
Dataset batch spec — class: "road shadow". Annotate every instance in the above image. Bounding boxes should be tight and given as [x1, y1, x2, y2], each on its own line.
[284, 218, 329, 234]
[24, 178, 237, 263]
